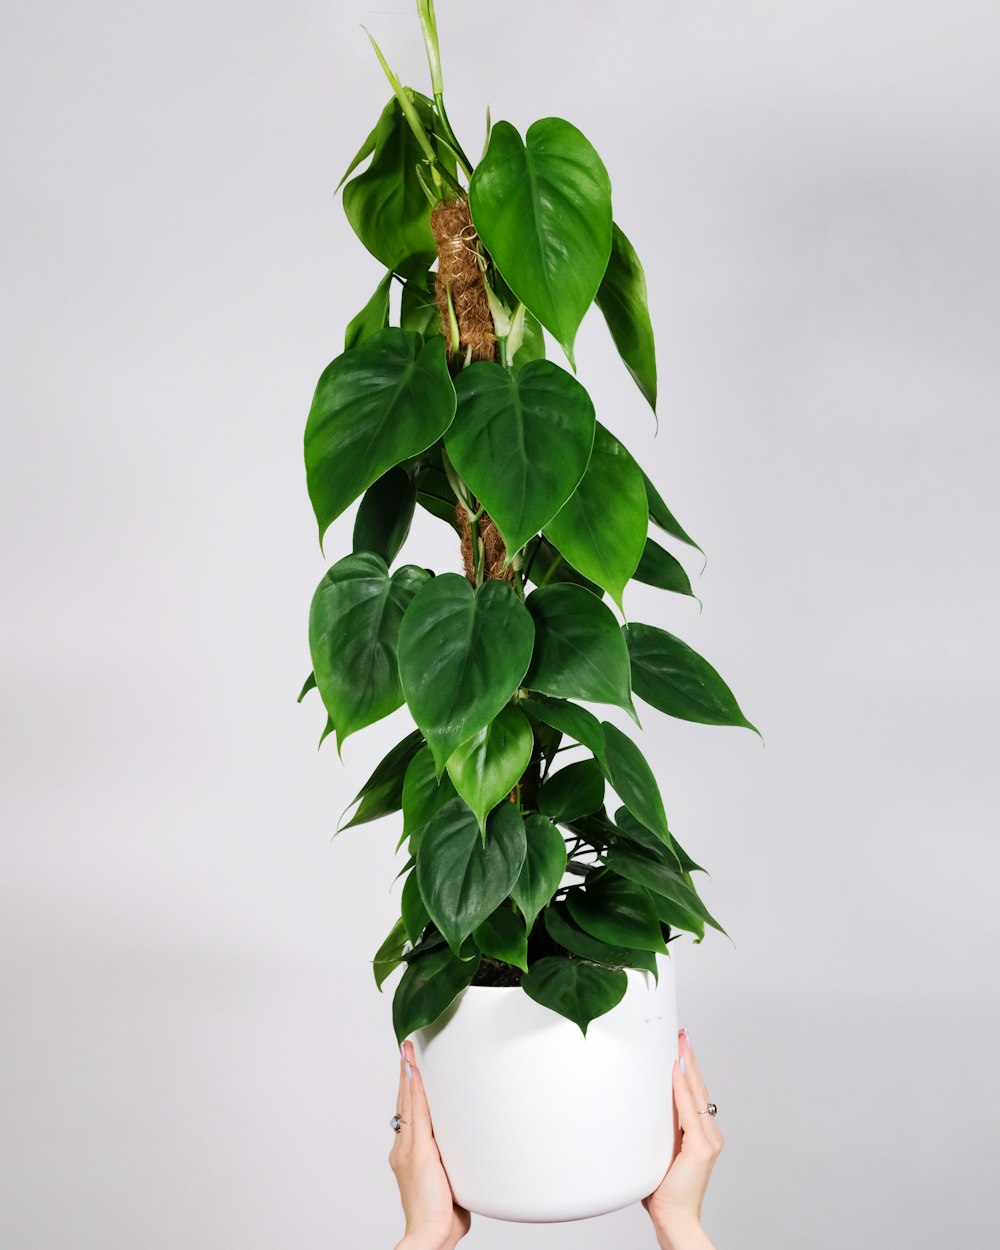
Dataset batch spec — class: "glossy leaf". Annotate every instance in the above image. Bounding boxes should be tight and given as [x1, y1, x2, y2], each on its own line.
[633, 539, 695, 598]
[373, 916, 408, 990]
[398, 574, 535, 772]
[445, 360, 596, 555]
[352, 467, 417, 567]
[416, 798, 527, 954]
[538, 759, 605, 823]
[309, 554, 430, 748]
[341, 729, 424, 831]
[474, 906, 528, 972]
[414, 464, 459, 529]
[401, 870, 430, 943]
[512, 309, 546, 371]
[511, 814, 567, 934]
[544, 901, 657, 974]
[643, 471, 701, 553]
[470, 118, 612, 364]
[612, 806, 683, 872]
[343, 95, 450, 272]
[625, 623, 757, 732]
[525, 584, 634, 713]
[567, 874, 667, 953]
[600, 721, 670, 846]
[305, 330, 456, 543]
[297, 672, 316, 703]
[544, 424, 648, 608]
[595, 223, 657, 411]
[337, 117, 378, 191]
[446, 706, 534, 831]
[345, 270, 393, 350]
[392, 943, 481, 1042]
[605, 846, 724, 936]
[401, 746, 458, 853]
[520, 694, 607, 762]
[400, 271, 441, 337]
[523, 536, 604, 598]
[521, 956, 627, 1035]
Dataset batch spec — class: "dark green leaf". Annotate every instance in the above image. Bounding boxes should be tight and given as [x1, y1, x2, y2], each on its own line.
[446, 706, 533, 831]
[473, 906, 528, 972]
[612, 806, 683, 872]
[633, 539, 695, 598]
[305, 329, 456, 543]
[401, 869, 430, 943]
[643, 471, 701, 553]
[626, 623, 758, 732]
[446, 360, 596, 556]
[398, 574, 535, 772]
[605, 846, 724, 936]
[414, 463, 459, 529]
[352, 467, 417, 566]
[544, 424, 648, 609]
[543, 901, 657, 974]
[340, 729, 424, 831]
[297, 672, 317, 703]
[470, 118, 612, 365]
[525, 584, 634, 714]
[520, 694, 606, 762]
[600, 721, 670, 846]
[511, 814, 567, 934]
[343, 96, 451, 273]
[523, 536, 604, 598]
[521, 956, 627, 1034]
[567, 874, 666, 953]
[538, 759, 605, 823]
[595, 223, 657, 411]
[373, 916, 408, 990]
[392, 943, 481, 1042]
[309, 554, 430, 749]
[416, 798, 527, 954]
[400, 271, 441, 337]
[345, 270, 393, 351]
[401, 746, 458, 854]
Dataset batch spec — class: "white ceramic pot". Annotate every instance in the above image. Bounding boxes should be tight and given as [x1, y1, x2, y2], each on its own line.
[412, 954, 678, 1223]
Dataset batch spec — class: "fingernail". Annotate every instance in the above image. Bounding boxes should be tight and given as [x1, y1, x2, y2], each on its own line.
[400, 1043, 406, 1059]
[683, 1026, 691, 1047]
[405, 1061, 413, 1079]
[680, 1056, 686, 1074]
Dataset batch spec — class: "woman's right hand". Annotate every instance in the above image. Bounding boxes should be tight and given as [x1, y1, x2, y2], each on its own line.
[643, 1029, 724, 1250]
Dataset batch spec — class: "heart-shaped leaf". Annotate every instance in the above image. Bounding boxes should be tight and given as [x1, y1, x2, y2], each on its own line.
[567, 874, 666, 953]
[392, 943, 481, 1042]
[446, 706, 534, 831]
[305, 329, 456, 544]
[643, 470, 701, 553]
[401, 870, 430, 944]
[373, 916, 408, 991]
[520, 694, 607, 762]
[538, 759, 606, 823]
[416, 797, 527, 954]
[343, 95, 451, 273]
[544, 424, 648, 608]
[400, 270, 441, 337]
[353, 467, 417, 567]
[605, 847, 724, 937]
[595, 223, 657, 412]
[633, 539, 695, 598]
[525, 583, 634, 713]
[401, 747, 458, 854]
[523, 536, 604, 598]
[445, 360, 596, 555]
[473, 906, 528, 972]
[521, 956, 627, 1035]
[600, 721, 670, 846]
[625, 623, 758, 732]
[543, 901, 656, 975]
[345, 270, 393, 350]
[511, 814, 567, 934]
[309, 554, 431, 749]
[398, 574, 535, 772]
[340, 729, 424, 831]
[612, 806, 684, 873]
[470, 118, 612, 364]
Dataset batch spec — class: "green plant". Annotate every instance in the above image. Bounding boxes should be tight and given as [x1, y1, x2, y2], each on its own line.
[300, 1, 757, 1041]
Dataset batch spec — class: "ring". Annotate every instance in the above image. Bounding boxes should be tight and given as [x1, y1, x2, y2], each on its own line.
[698, 1103, 718, 1117]
[390, 1113, 408, 1133]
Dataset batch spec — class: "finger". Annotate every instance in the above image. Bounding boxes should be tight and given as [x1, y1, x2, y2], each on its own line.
[395, 1047, 407, 1116]
[680, 1029, 711, 1107]
[672, 1058, 703, 1137]
[403, 1040, 435, 1143]
[397, 1043, 414, 1148]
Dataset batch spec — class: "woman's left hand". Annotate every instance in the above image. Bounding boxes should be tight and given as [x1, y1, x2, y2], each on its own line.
[389, 1040, 471, 1250]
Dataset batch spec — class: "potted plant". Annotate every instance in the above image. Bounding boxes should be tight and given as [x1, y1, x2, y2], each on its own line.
[300, 0, 756, 1224]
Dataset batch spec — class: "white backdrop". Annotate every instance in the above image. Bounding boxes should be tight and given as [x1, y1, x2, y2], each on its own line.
[2, 2, 998, 1247]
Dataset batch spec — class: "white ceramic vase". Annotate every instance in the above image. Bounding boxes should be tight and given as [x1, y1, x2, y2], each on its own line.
[412, 953, 678, 1223]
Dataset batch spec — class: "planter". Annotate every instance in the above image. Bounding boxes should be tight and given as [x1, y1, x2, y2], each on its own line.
[412, 953, 678, 1223]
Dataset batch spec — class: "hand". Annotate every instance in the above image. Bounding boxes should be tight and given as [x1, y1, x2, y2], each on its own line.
[389, 1039, 471, 1250]
[643, 1029, 724, 1250]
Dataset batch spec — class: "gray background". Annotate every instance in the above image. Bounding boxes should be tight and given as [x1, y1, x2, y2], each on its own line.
[2, 1, 998, 1246]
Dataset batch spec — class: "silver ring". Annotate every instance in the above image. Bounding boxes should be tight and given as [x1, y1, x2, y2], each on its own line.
[390, 1113, 407, 1133]
[698, 1103, 718, 1117]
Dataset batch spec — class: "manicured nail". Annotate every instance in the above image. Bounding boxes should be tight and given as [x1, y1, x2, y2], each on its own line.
[680, 1056, 686, 1075]
[683, 1026, 691, 1047]
[400, 1043, 406, 1059]
[405, 1061, 413, 1079]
